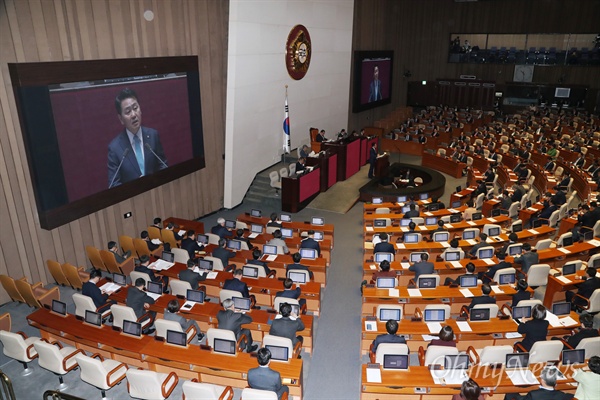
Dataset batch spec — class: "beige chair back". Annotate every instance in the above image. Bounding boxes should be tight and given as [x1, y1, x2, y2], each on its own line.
[0, 275, 26, 303]
[86, 246, 107, 272]
[47, 260, 70, 286]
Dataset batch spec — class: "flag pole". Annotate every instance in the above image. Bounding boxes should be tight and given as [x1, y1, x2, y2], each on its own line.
[283, 85, 291, 168]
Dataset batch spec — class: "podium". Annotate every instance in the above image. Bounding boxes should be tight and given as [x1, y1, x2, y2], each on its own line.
[375, 154, 389, 177]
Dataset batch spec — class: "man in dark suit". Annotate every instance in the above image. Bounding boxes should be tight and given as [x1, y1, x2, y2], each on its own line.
[269, 302, 305, 346]
[551, 188, 566, 206]
[403, 203, 420, 219]
[572, 202, 600, 241]
[514, 243, 539, 275]
[295, 157, 306, 174]
[107, 88, 167, 188]
[108, 241, 131, 263]
[81, 269, 115, 313]
[481, 252, 513, 284]
[467, 284, 497, 311]
[223, 269, 251, 299]
[368, 142, 377, 179]
[300, 230, 321, 256]
[135, 255, 168, 292]
[275, 278, 306, 309]
[164, 299, 203, 341]
[408, 253, 434, 281]
[126, 278, 156, 330]
[543, 158, 556, 172]
[247, 249, 272, 276]
[180, 230, 204, 259]
[556, 172, 571, 191]
[483, 166, 495, 184]
[211, 217, 233, 239]
[213, 238, 236, 271]
[179, 259, 208, 291]
[373, 232, 395, 254]
[315, 130, 326, 142]
[286, 252, 314, 280]
[217, 298, 257, 353]
[444, 262, 476, 286]
[371, 319, 406, 352]
[247, 348, 289, 399]
[368, 65, 382, 102]
[558, 313, 599, 350]
[573, 154, 586, 168]
[468, 232, 489, 257]
[566, 267, 600, 307]
[504, 365, 574, 400]
[141, 230, 160, 252]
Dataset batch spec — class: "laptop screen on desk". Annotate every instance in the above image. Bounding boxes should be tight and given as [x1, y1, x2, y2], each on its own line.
[374, 219, 386, 227]
[472, 212, 483, 221]
[162, 251, 174, 263]
[552, 302, 571, 316]
[376, 277, 396, 289]
[532, 219, 543, 228]
[314, 231, 324, 241]
[428, 203, 440, 212]
[372, 197, 383, 204]
[383, 354, 409, 370]
[488, 227, 500, 237]
[410, 253, 425, 263]
[434, 232, 449, 242]
[263, 245, 278, 255]
[562, 236, 573, 247]
[379, 308, 401, 321]
[123, 320, 142, 337]
[478, 248, 494, 259]
[509, 245, 522, 256]
[506, 353, 529, 369]
[462, 230, 476, 240]
[425, 217, 438, 226]
[562, 349, 585, 365]
[456, 186, 462, 193]
[186, 289, 205, 304]
[311, 217, 324, 226]
[266, 345, 289, 361]
[288, 271, 307, 284]
[84, 310, 102, 327]
[583, 230, 594, 241]
[52, 299, 67, 316]
[226, 239, 241, 251]
[113, 273, 127, 286]
[445, 354, 469, 370]
[512, 306, 531, 319]
[401, 206, 411, 213]
[147, 281, 163, 295]
[460, 275, 477, 288]
[445, 251, 460, 261]
[450, 214, 462, 223]
[418, 277, 436, 288]
[198, 259, 213, 270]
[397, 196, 407, 203]
[375, 253, 393, 263]
[233, 297, 251, 311]
[242, 266, 259, 278]
[491, 208, 501, 217]
[400, 218, 411, 227]
[225, 220, 236, 229]
[280, 214, 291, 222]
[420, 193, 429, 200]
[250, 209, 262, 217]
[451, 200, 462, 209]
[166, 330, 187, 347]
[562, 263, 576, 275]
[499, 273, 516, 285]
[404, 233, 419, 243]
[512, 223, 523, 233]
[280, 228, 294, 238]
[251, 224, 263, 234]
[300, 248, 317, 260]
[470, 308, 490, 321]
[197, 234, 208, 245]
[424, 309, 445, 322]
[213, 338, 236, 355]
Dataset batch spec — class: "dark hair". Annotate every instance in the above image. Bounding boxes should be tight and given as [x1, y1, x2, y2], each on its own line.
[465, 263, 475, 273]
[497, 251, 506, 260]
[89, 269, 102, 280]
[380, 260, 391, 271]
[481, 284, 491, 295]
[479, 232, 488, 240]
[439, 325, 454, 342]
[257, 347, 272, 366]
[508, 233, 518, 242]
[139, 254, 150, 264]
[270, 212, 278, 221]
[187, 229, 195, 237]
[233, 269, 243, 277]
[153, 217, 162, 225]
[280, 302, 292, 317]
[167, 299, 180, 313]
[522, 242, 531, 251]
[235, 229, 243, 237]
[115, 88, 138, 114]
[420, 253, 429, 261]
[283, 278, 293, 289]
[450, 238, 460, 248]
[532, 304, 546, 320]
[379, 232, 388, 241]
[252, 249, 261, 260]
[409, 204, 416, 210]
[516, 279, 528, 292]
[187, 259, 196, 269]
[385, 319, 399, 335]
[167, 222, 175, 229]
[408, 222, 416, 231]
[134, 277, 146, 287]
[587, 267, 596, 278]
[292, 253, 302, 263]
[108, 241, 117, 249]
[141, 230, 149, 239]
[272, 230, 282, 239]
[581, 313, 594, 328]
[460, 378, 482, 400]
[589, 356, 600, 375]
[218, 238, 227, 247]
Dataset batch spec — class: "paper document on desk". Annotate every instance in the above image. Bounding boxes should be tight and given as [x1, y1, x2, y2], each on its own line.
[447, 209, 458, 213]
[369, 264, 377, 270]
[466, 239, 477, 245]
[557, 247, 571, 254]
[401, 227, 409, 232]
[151, 259, 174, 271]
[418, 225, 428, 231]
[556, 276, 571, 284]
[365, 226, 374, 232]
[146, 292, 162, 301]
[440, 242, 450, 248]
[422, 334, 437, 341]
[505, 332, 522, 339]
[558, 316, 578, 327]
[407, 288, 422, 297]
[456, 321, 472, 332]
[459, 288, 474, 298]
[528, 229, 540, 234]
[545, 312, 561, 327]
[444, 224, 454, 229]
[264, 255, 277, 262]
[427, 322, 443, 333]
[364, 242, 374, 249]
[483, 258, 495, 265]
[421, 200, 430, 204]
[488, 218, 497, 223]
[396, 243, 406, 249]
[527, 207, 538, 212]
[365, 321, 378, 331]
[467, 221, 477, 226]
[507, 369, 539, 386]
[450, 261, 463, 269]
[100, 282, 120, 293]
[587, 239, 600, 247]
[431, 369, 469, 385]
[248, 233, 259, 239]
[366, 367, 382, 383]
[424, 212, 433, 216]
[400, 262, 411, 269]
[388, 289, 400, 297]
[491, 285, 504, 294]
[205, 271, 219, 280]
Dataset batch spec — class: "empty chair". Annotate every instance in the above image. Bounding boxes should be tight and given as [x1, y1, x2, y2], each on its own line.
[573, 288, 600, 313]
[515, 299, 543, 309]
[219, 289, 244, 304]
[62, 262, 90, 290]
[100, 249, 134, 276]
[462, 228, 480, 240]
[182, 380, 234, 400]
[206, 328, 245, 352]
[129, 271, 151, 287]
[76, 353, 128, 399]
[519, 340, 563, 363]
[410, 217, 424, 226]
[558, 203, 568, 220]
[34, 339, 83, 391]
[0, 313, 10, 332]
[204, 256, 224, 271]
[269, 171, 281, 195]
[243, 264, 274, 278]
[535, 239, 553, 250]
[526, 264, 550, 288]
[72, 293, 111, 320]
[375, 207, 390, 214]
[262, 334, 301, 360]
[371, 342, 410, 365]
[0, 275, 26, 304]
[468, 345, 513, 365]
[110, 304, 152, 331]
[555, 232, 573, 248]
[510, 219, 523, 232]
[169, 279, 192, 298]
[126, 369, 178, 400]
[416, 274, 440, 288]
[482, 224, 502, 237]
[155, 318, 197, 343]
[15, 278, 60, 309]
[0, 329, 41, 376]
[241, 388, 287, 400]
[475, 193, 485, 210]
[375, 304, 403, 321]
[289, 163, 296, 176]
[86, 246, 108, 272]
[279, 167, 288, 179]
[432, 231, 451, 243]
[46, 260, 70, 287]
[171, 248, 190, 264]
[424, 304, 451, 320]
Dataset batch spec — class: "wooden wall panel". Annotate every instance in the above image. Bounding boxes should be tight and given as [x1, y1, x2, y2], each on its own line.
[0, 0, 228, 304]
[349, 0, 600, 130]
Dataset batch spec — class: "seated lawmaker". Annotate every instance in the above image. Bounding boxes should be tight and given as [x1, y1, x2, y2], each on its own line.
[136, 255, 168, 292]
[515, 304, 549, 352]
[267, 230, 289, 254]
[180, 230, 204, 259]
[179, 259, 208, 291]
[267, 213, 282, 228]
[82, 269, 115, 313]
[212, 238, 236, 271]
[295, 157, 306, 174]
[373, 232, 395, 254]
[108, 241, 131, 263]
[300, 230, 321, 256]
[211, 217, 233, 239]
[504, 365, 573, 400]
[247, 347, 289, 400]
[480, 252, 512, 284]
[408, 253, 434, 281]
[247, 248, 272, 275]
[164, 299, 203, 341]
[269, 302, 305, 346]
[141, 230, 160, 252]
[371, 319, 406, 352]
[275, 278, 306, 309]
[403, 203, 419, 219]
[371, 260, 396, 282]
[286, 252, 314, 280]
[468, 233, 488, 257]
[511, 279, 531, 308]
[444, 262, 476, 286]
[429, 326, 456, 347]
[566, 267, 600, 308]
[558, 313, 598, 350]
[467, 284, 496, 311]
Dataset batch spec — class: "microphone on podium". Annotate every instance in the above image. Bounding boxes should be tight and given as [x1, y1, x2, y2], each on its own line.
[144, 143, 168, 169]
[109, 148, 130, 188]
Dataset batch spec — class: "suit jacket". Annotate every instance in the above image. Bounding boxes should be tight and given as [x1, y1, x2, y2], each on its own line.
[181, 238, 203, 259]
[468, 295, 496, 310]
[269, 316, 305, 345]
[126, 286, 155, 319]
[372, 333, 406, 352]
[469, 241, 488, 256]
[286, 263, 314, 280]
[179, 268, 207, 290]
[295, 161, 306, 172]
[565, 328, 599, 349]
[247, 366, 288, 399]
[82, 281, 109, 309]
[135, 264, 161, 283]
[211, 224, 233, 239]
[216, 309, 252, 337]
[408, 261, 434, 280]
[212, 247, 235, 269]
[511, 290, 531, 308]
[552, 190, 566, 206]
[315, 133, 324, 143]
[517, 319, 549, 351]
[515, 252, 539, 274]
[223, 277, 250, 299]
[484, 261, 513, 282]
[369, 79, 382, 102]
[164, 310, 194, 331]
[557, 177, 570, 189]
[275, 288, 301, 300]
[574, 276, 600, 304]
[574, 156, 585, 168]
[111, 250, 131, 264]
[247, 259, 272, 275]
[374, 241, 395, 254]
[369, 147, 377, 164]
[516, 388, 573, 400]
[300, 238, 321, 256]
[107, 127, 167, 187]
[403, 210, 420, 219]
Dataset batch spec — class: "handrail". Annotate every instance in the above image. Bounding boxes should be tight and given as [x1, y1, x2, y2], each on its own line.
[0, 369, 16, 400]
[43, 390, 86, 400]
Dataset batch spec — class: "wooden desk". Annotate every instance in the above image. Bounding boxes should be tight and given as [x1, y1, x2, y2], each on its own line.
[380, 139, 425, 156]
[306, 151, 337, 191]
[236, 214, 335, 237]
[421, 152, 465, 179]
[557, 216, 578, 237]
[542, 272, 587, 308]
[164, 217, 204, 235]
[282, 167, 321, 213]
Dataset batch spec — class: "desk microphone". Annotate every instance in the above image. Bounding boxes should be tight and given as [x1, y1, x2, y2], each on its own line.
[144, 143, 168, 169]
[108, 148, 130, 188]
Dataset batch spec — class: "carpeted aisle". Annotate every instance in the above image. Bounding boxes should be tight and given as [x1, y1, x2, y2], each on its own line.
[306, 165, 371, 214]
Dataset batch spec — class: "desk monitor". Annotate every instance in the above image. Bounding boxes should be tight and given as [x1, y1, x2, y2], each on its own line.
[488, 227, 501, 237]
[561, 236, 573, 247]
[113, 273, 127, 286]
[51, 299, 67, 317]
[250, 209, 262, 218]
[451, 200, 462, 209]
[425, 217, 438, 226]
[311, 217, 324, 226]
[262, 244, 278, 255]
[147, 281, 163, 295]
[445, 354, 469, 370]
[460, 275, 478, 288]
[400, 218, 411, 227]
[280, 228, 294, 238]
[265, 345, 289, 362]
[213, 338, 236, 355]
[512, 223, 523, 233]
[472, 212, 483, 221]
[456, 186, 462, 193]
[506, 353, 529, 369]
[162, 251, 174, 263]
[434, 232, 449, 242]
[198, 259, 213, 270]
[418, 277, 437, 289]
[562, 263, 577, 276]
[428, 203, 440, 212]
[509, 245, 523, 256]
[535, 195, 540, 203]
[300, 248, 317, 260]
[84, 310, 102, 327]
[166, 330, 187, 347]
[251, 224, 263, 234]
[552, 302, 571, 316]
[445, 251, 461, 262]
[401, 206, 411, 213]
[376, 277, 396, 289]
[499, 273, 516, 285]
[122, 320, 142, 338]
[397, 195, 407, 203]
[462, 230, 476, 240]
[242, 265, 259, 278]
[478, 248, 494, 259]
[226, 239, 242, 251]
[450, 214, 462, 223]
[526, 200, 532, 208]
[280, 214, 292, 222]
[470, 308, 490, 321]
[233, 297, 251, 311]
[410, 252, 426, 263]
[374, 219, 386, 227]
[424, 309, 446, 322]
[314, 231, 324, 241]
[491, 208, 501, 217]
[224, 220, 236, 229]
[512, 306, 532, 320]
[532, 219, 543, 228]
[383, 354, 409, 370]
[562, 349, 585, 365]
[379, 308, 401, 321]
[583, 230, 594, 241]
[197, 234, 209, 245]
[186, 289, 205, 304]
[419, 193, 429, 201]
[404, 233, 419, 243]
[288, 271, 307, 284]
[375, 253, 393, 263]
[372, 197, 383, 204]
